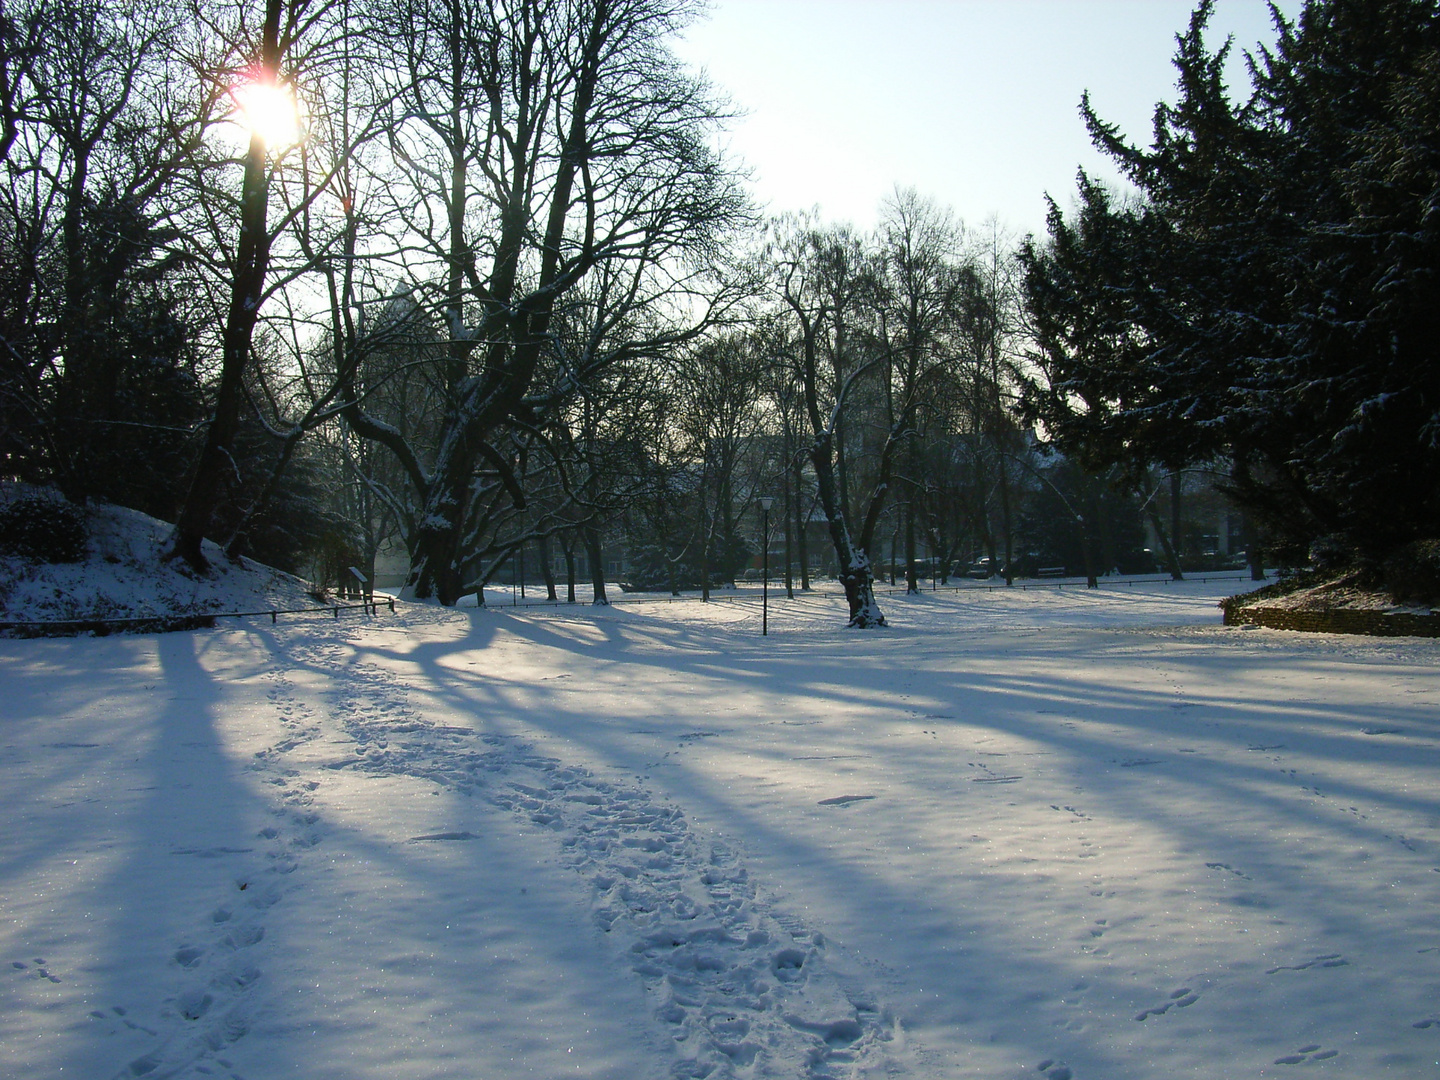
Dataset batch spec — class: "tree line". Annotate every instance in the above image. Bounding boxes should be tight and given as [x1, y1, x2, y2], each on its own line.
[3, 0, 1434, 626]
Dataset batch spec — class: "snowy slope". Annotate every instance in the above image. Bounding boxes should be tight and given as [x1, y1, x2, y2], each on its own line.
[0, 499, 318, 626]
[2, 581, 1439, 1079]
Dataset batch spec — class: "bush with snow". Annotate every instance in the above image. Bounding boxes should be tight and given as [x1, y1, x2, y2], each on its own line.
[0, 492, 87, 563]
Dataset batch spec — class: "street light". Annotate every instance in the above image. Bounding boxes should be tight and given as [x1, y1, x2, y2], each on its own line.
[758, 496, 774, 636]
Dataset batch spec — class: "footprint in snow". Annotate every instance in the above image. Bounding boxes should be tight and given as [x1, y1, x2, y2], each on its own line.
[10, 958, 62, 983]
[1206, 861, 1253, 880]
[287, 624, 902, 1078]
[487, 744, 897, 1077]
[1036, 1058, 1074, 1080]
[1274, 1044, 1338, 1064]
[1135, 986, 1200, 1020]
[173, 945, 206, 969]
[1266, 954, 1349, 974]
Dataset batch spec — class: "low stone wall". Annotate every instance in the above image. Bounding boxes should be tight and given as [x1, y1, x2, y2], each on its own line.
[1222, 602, 1440, 638]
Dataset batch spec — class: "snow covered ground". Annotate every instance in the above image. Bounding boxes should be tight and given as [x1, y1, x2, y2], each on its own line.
[3, 578, 1439, 1079]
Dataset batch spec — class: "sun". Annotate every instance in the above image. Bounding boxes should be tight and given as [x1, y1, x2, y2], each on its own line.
[231, 77, 303, 150]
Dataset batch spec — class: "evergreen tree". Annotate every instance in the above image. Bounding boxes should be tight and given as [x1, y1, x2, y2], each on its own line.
[1021, 0, 1440, 563]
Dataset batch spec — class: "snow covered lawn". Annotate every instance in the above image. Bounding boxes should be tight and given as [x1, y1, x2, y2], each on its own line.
[3, 580, 1439, 1079]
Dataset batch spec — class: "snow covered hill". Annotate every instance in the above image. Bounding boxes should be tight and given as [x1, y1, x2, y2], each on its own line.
[0, 498, 318, 627]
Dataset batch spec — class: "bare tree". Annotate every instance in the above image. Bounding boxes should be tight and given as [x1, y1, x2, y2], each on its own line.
[672, 331, 768, 598]
[872, 188, 969, 594]
[337, 0, 751, 605]
[769, 195, 973, 626]
[770, 218, 888, 625]
[167, 0, 378, 570]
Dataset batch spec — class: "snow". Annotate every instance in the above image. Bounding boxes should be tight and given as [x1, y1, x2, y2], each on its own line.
[1230, 574, 1436, 616]
[4, 566, 1440, 1079]
[0, 501, 318, 625]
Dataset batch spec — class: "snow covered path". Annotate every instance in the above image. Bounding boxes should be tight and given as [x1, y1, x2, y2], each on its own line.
[3, 581, 1440, 1079]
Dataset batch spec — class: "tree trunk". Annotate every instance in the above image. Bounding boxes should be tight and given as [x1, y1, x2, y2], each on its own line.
[793, 461, 811, 591]
[840, 549, 883, 626]
[812, 436, 884, 627]
[699, 499, 712, 602]
[1144, 499, 1185, 580]
[564, 540, 577, 604]
[1170, 469, 1184, 568]
[1080, 507, 1100, 589]
[167, 1, 285, 572]
[585, 525, 609, 605]
[718, 469, 735, 587]
[538, 532, 558, 601]
[1242, 514, 1266, 581]
[782, 476, 794, 600]
[904, 497, 919, 594]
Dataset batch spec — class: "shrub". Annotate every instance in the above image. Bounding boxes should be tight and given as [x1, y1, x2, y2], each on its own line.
[0, 494, 88, 563]
[1383, 540, 1440, 606]
[1307, 534, 1359, 574]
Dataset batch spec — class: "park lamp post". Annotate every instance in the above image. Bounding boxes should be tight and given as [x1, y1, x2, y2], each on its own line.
[758, 496, 774, 636]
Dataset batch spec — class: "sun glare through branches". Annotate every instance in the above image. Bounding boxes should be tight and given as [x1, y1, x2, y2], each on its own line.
[230, 75, 303, 149]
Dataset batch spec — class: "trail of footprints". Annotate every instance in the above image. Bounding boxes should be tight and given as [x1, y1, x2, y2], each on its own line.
[389, 741, 897, 1078]
[96, 844, 292, 1078]
[301, 630, 900, 1080]
[89, 656, 331, 1079]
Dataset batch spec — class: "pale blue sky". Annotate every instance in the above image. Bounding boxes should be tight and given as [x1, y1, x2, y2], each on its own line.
[672, 0, 1300, 238]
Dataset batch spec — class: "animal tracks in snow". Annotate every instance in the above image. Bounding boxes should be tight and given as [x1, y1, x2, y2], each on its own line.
[1273, 1043, 1338, 1064]
[108, 864, 271, 1080]
[1134, 986, 1200, 1021]
[10, 957, 62, 983]
[1266, 953, 1349, 975]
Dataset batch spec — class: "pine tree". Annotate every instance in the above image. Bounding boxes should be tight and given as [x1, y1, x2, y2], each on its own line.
[1021, 0, 1440, 563]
